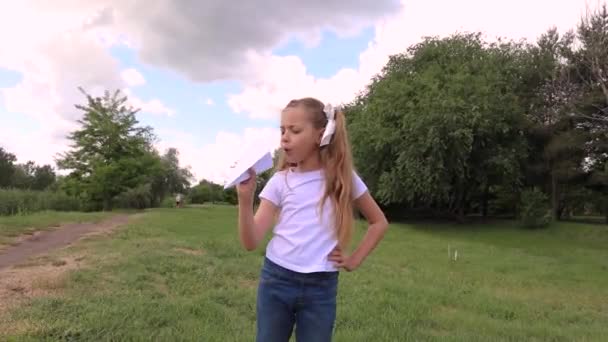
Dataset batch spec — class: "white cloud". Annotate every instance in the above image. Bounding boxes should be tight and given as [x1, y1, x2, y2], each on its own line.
[122, 88, 175, 117]
[120, 68, 145, 87]
[205, 98, 215, 106]
[228, 0, 592, 119]
[99, 0, 401, 82]
[0, 29, 125, 139]
[156, 127, 280, 184]
[0, 0, 398, 140]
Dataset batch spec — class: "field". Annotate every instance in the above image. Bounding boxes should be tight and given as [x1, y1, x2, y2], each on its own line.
[1, 205, 607, 341]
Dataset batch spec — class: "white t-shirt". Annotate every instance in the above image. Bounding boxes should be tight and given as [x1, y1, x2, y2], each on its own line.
[259, 168, 368, 273]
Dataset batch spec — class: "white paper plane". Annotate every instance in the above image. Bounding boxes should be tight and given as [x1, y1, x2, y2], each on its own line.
[223, 150, 274, 189]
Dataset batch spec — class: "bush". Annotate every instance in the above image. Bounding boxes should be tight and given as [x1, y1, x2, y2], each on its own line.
[113, 184, 154, 209]
[0, 189, 81, 216]
[161, 197, 177, 208]
[519, 188, 552, 229]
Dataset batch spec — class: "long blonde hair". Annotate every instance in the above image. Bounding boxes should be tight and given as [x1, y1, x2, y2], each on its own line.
[276, 97, 355, 250]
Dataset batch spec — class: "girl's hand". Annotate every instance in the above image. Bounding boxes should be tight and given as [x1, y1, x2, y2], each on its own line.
[237, 168, 257, 202]
[328, 246, 360, 272]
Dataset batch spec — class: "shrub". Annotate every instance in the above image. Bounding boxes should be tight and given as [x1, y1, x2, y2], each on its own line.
[113, 184, 154, 209]
[519, 188, 552, 229]
[0, 189, 81, 216]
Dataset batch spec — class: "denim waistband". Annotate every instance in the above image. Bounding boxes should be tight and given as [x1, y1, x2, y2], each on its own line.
[262, 257, 338, 284]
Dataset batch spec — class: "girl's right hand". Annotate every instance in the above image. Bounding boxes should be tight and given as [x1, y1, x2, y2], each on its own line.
[237, 168, 257, 202]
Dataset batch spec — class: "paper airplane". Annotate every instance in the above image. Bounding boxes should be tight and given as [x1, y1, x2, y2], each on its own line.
[223, 150, 274, 189]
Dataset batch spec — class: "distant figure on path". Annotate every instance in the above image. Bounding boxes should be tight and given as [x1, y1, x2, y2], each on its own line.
[175, 193, 183, 208]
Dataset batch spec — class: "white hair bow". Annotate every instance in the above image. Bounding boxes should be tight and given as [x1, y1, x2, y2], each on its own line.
[320, 103, 338, 146]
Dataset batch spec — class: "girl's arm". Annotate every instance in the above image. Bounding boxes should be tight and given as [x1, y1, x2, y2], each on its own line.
[238, 197, 278, 251]
[331, 191, 389, 270]
[237, 169, 279, 251]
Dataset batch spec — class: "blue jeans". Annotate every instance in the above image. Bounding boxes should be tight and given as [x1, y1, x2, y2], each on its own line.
[256, 257, 339, 342]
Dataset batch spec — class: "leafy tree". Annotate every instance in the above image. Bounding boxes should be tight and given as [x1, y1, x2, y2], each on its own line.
[11, 161, 56, 190]
[522, 28, 588, 220]
[190, 179, 224, 204]
[32, 164, 57, 190]
[346, 33, 528, 221]
[0, 147, 16, 188]
[573, 4, 608, 221]
[159, 148, 193, 195]
[56, 88, 160, 210]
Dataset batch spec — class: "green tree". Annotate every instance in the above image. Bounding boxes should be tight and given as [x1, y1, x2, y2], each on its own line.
[11, 161, 56, 190]
[32, 164, 57, 190]
[162, 148, 193, 194]
[0, 147, 16, 188]
[573, 4, 608, 221]
[56, 88, 160, 210]
[346, 33, 528, 221]
[522, 28, 588, 220]
[190, 179, 224, 204]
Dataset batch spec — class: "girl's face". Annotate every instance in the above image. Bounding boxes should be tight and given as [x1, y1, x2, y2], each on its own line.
[280, 106, 323, 166]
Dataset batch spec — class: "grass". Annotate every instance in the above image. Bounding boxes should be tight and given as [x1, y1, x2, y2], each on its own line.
[1, 205, 607, 341]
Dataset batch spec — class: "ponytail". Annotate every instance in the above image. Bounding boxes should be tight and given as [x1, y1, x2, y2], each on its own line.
[319, 108, 355, 250]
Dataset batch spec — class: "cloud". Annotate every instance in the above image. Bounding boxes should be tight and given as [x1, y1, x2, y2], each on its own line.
[156, 127, 280, 184]
[0, 0, 399, 138]
[228, 0, 592, 119]
[100, 0, 401, 82]
[205, 98, 215, 106]
[0, 29, 125, 140]
[122, 88, 175, 117]
[120, 68, 145, 87]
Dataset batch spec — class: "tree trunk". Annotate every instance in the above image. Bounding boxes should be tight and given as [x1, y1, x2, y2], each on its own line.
[454, 188, 467, 224]
[481, 183, 490, 218]
[551, 173, 560, 221]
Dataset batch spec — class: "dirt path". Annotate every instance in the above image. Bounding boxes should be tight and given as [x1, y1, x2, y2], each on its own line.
[0, 214, 135, 326]
[0, 214, 131, 270]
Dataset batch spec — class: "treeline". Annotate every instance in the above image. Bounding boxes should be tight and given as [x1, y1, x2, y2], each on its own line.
[345, 5, 608, 224]
[3, 5, 607, 226]
[0, 88, 193, 215]
[188, 154, 276, 206]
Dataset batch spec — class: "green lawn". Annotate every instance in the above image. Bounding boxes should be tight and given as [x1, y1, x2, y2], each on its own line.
[0, 211, 113, 249]
[1, 206, 607, 341]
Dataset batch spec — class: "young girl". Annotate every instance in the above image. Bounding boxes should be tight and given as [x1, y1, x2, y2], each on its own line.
[236, 97, 389, 342]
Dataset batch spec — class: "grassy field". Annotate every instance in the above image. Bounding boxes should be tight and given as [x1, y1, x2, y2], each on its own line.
[0, 211, 113, 249]
[1, 205, 607, 341]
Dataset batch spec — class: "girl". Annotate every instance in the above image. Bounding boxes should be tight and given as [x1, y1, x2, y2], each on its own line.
[236, 97, 389, 342]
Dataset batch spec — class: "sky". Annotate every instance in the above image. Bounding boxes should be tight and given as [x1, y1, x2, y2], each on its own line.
[0, 0, 597, 185]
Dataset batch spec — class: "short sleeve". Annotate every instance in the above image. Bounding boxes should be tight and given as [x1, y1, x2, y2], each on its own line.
[352, 171, 368, 200]
[259, 173, 283, 207]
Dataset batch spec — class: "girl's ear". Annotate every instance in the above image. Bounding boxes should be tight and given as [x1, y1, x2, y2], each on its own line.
[316, 127, 325, 144]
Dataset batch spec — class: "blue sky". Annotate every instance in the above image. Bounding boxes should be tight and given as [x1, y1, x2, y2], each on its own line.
[0, 0, 589, 183]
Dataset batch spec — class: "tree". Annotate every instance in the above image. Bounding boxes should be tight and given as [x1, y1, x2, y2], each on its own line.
[190, 179, 224, 204]
[573, 4, 608, 220]
[346, 33, 528, 221]
[522, 28, 588, 220]
[162, 148, 193, 194]
[56, 88, 160, 210]
[11, 161, 57, 190]
[32, 164, 57, 190]
[0, 147, 16, 188]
